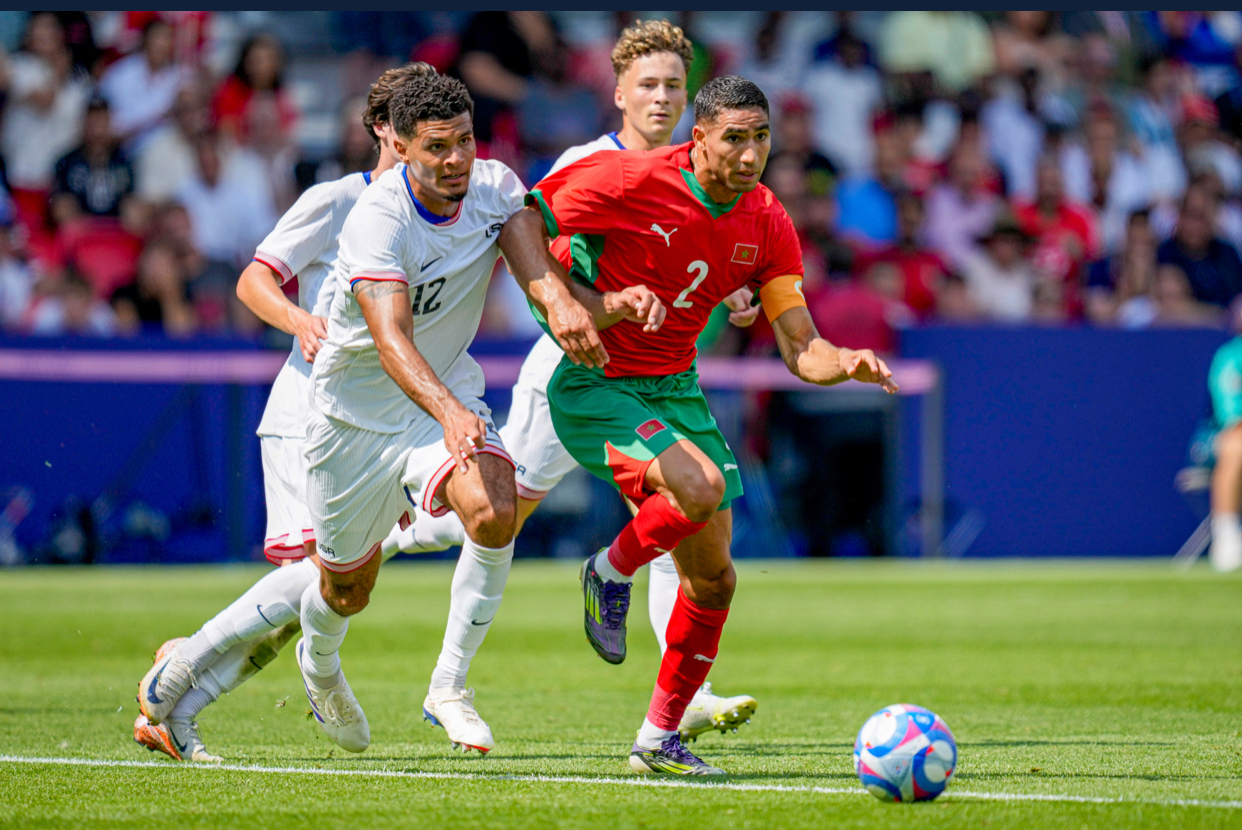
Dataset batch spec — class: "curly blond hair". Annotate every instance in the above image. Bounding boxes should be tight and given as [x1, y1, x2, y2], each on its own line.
[610, 19, 693, 79]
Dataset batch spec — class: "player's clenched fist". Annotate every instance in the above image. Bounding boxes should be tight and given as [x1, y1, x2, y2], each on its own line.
[442, 401, 489, 474]
[290, 309, 329, 362]
[604, 284, 666, 333]
[544, 293, 609, 370]
[838, 348, 899, 394]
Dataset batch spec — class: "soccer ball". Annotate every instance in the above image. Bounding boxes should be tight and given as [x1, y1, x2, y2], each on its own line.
[854, 704, 957, 802]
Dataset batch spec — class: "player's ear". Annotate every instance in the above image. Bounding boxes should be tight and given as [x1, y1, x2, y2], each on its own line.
[614, 83, 625, 113]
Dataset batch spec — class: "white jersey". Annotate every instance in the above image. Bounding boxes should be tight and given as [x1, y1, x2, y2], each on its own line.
[312, 159, 527, 434]
[254, 171, 371, 438]
[547, 131, 626, 176]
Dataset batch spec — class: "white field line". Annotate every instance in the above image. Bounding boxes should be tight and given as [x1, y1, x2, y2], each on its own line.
[1, 755, 1239, 810]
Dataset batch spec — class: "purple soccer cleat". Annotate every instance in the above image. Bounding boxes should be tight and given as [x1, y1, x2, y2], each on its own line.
[629, 733, 726, 776]
[580, 549, 631, 664]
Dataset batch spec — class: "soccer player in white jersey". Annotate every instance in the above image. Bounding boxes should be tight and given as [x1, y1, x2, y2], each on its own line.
[132, 64, 433, 763]
[387, 20, 760, 742]
[295, 69, 663, 755]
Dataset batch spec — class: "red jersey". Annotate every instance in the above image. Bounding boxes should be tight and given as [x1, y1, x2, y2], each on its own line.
[529, 142, 805, 377]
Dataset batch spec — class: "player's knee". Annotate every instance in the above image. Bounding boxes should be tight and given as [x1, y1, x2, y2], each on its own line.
[687, 561, 735, 609]
[466, 499, 516, 548]
[677, 467, 725, 523]
[324, 582, 371, 617]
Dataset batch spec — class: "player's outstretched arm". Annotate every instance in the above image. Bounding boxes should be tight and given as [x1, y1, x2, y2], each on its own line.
[772, 306, 899, 393]
[236, 261, 327, 362]
[500, 207, 666, 343]
[355, 280, 487, 473]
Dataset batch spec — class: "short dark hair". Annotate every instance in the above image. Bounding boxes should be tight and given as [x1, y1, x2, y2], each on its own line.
[364, 62, 437, 144]
[388, 72, 474, 140]
[694, 75, 769, 125]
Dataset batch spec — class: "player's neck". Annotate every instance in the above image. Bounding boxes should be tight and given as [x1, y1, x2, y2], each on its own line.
[371, 148, 400, 181]
[689, 149, 738, 205]
[616, 123, 670, 153]
[403, 166, 458, 217]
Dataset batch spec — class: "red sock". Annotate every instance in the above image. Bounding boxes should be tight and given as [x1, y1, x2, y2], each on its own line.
[606, 496, 706, 577]
[646, 590, 729, 731]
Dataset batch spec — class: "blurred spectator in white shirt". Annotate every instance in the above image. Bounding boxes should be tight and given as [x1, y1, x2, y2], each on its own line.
[1125, 55, 1188, 205]
[175, 133, 276, 268]
[1, 13, 90, 195]
[982, 68, 1046, 201]
[99, 19, 189, 152]
[803, 29, 883, 175]
[961, 214, 1037, 321]
[1060, 109, 1152, 253]
[924, 143, 1001, 270]
[28, 271, 117, 336]
[0, 220, 33, 332]
[136, 80, 212, 202]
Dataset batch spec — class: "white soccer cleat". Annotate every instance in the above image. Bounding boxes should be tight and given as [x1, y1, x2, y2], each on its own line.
[295, 638, 370, 753]
[678, 682, 758, 742]
[422, 688, 494, 754]
[138, 637, 197, 725]
[133, 713, 222, 763]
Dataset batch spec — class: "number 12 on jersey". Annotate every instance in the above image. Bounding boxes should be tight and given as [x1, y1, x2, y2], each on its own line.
[673, 260, 709, 308]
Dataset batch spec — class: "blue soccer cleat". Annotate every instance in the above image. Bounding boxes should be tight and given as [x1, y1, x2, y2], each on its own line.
[580, 549, 631, 664]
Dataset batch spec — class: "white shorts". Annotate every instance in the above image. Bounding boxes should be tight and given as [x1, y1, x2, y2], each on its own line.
[500, 333, 578, 500]
[305, 401, 512, 573]
[260, 434, 314, 565]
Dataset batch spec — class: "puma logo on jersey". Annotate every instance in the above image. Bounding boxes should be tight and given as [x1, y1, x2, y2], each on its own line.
[693, 654, 715, 663]
[723, 463, 738, 471]
[650, 224, 678, 246]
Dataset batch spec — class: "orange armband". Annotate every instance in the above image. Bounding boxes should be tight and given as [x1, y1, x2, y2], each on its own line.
[758, 275, 807, 322]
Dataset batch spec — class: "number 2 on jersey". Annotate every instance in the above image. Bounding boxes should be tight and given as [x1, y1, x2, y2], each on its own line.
[673, 260, 709, 308]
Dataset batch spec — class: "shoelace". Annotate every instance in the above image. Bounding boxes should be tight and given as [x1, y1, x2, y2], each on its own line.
[434, 689, 482, 725]
[599, 580, 631, 628]
[659, 735, 706, 766]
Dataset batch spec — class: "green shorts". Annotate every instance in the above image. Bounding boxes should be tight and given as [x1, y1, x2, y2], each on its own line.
[548, 359, 742, 511]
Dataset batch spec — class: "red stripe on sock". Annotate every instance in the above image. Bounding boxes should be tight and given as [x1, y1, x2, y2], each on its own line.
[606, 496, 706, 577]
[647, 590, 729, 731]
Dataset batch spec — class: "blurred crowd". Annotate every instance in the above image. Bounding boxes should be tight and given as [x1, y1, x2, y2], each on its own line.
[2, 11, 1242, 354]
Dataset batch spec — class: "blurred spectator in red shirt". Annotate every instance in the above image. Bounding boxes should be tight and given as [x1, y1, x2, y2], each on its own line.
[852, 191, 949, 320]
[1014, 154, 1102, 316]
[214, 35, 298, 145]
[811, 261, 913, 355]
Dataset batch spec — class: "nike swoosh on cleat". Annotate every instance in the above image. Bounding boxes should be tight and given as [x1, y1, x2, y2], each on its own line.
[145, 669, 164, 705]
[420, 256, 442, 273]
[470, 618, 494, 626]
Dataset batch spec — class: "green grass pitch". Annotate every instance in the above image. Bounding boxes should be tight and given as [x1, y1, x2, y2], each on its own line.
[1, 559, 1240, 829]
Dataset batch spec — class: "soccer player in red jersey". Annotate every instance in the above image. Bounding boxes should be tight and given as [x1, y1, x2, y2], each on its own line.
[525, 76, 897, 776]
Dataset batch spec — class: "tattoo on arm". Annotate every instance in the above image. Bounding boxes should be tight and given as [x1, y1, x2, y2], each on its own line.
[354, 280, 409, 302]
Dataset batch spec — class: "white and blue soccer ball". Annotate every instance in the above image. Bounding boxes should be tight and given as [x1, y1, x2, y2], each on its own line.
[854, 704, 957, 802]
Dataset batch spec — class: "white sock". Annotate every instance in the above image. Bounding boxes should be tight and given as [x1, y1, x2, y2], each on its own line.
[636, 717, 676, 750]
[189, 559, 317, 672]
[168, 686, 216, 721]
[299, 582, 348, 680]
[647, 553, 680, 655]
[428, 538, 514, 691]
[596, 550, 633, 584]
[1211, 513, 1242, 572]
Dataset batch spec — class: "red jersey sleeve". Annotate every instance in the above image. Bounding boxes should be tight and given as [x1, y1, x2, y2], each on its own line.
[751, 202, 808, 322]
[525, 152, 626, 240]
